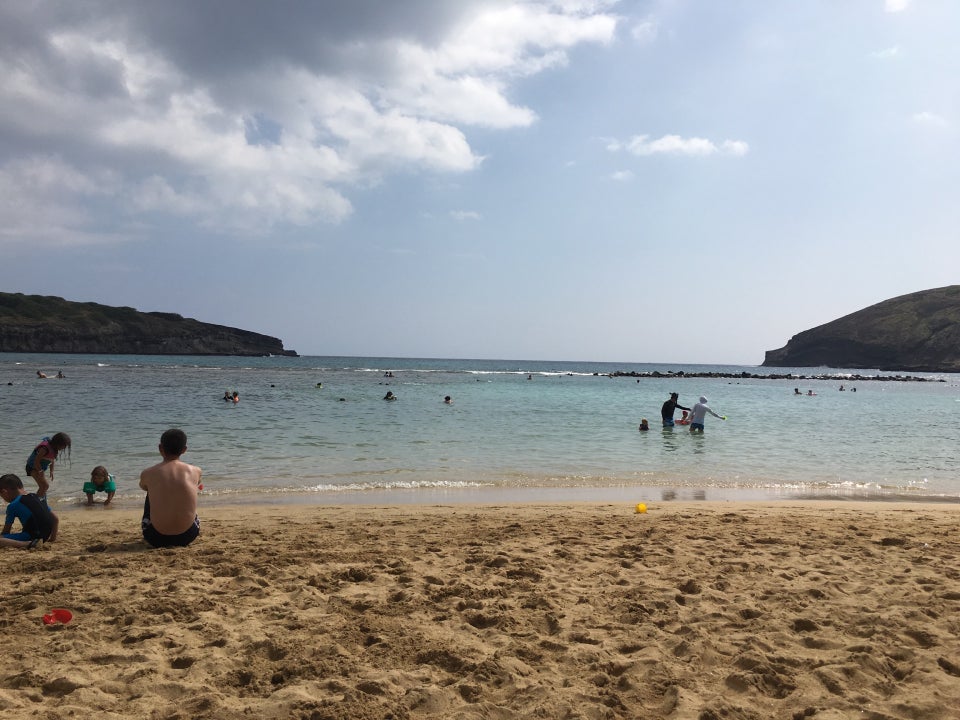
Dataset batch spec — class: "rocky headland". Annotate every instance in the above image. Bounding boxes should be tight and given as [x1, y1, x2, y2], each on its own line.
[0, 293, 297, 356]
[762, 285, 960, 373]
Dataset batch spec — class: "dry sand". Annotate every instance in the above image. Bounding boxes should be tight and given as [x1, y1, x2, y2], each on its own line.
[3, 501, 959, 719]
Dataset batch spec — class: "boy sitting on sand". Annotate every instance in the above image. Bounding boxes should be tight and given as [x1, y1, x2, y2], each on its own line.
[0, 473, 59, 548]
[139, 428, 202, 548]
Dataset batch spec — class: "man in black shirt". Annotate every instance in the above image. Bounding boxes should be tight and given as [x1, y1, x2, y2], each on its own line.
[660, 392, 690, 428]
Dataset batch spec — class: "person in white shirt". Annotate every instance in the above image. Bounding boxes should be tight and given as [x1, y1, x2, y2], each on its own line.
[688, 396, 726, 432]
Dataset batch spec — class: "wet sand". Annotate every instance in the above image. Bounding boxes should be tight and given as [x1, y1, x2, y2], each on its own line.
[4, 501, 960, 719]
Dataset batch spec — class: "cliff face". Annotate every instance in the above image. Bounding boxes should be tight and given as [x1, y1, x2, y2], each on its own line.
[763, 286, 960, 372]
[0, 294, 298, 356]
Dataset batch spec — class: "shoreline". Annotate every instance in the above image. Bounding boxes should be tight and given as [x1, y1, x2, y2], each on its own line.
[50, 496, 960, 520]
[610, 370, 944, 382]
[9, 500, 960, 718]
[49, 482, 960, 515]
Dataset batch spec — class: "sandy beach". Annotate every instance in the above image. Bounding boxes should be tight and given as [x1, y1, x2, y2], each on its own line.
[4, 501, 959, 719]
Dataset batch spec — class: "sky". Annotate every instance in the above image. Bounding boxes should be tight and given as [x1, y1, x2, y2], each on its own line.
[1, 0, 957, 364]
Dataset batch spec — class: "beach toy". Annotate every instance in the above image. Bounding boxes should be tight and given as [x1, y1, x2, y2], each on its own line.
[42, 608, 73, 625]
[197, 483, 204, 491]
[635, 503, 647, 514]
[722, 416, 728, 420]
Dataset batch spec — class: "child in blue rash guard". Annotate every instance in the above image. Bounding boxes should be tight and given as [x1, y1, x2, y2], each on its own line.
[0, 473, 59, 548]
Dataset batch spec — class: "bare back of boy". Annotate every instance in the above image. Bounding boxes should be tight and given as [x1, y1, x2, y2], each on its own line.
[139, 458, 201, 535]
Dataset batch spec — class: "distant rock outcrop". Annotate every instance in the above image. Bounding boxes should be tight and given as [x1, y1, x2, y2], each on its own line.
[763, 286, 960, 372]
[0, 293, 298, 357]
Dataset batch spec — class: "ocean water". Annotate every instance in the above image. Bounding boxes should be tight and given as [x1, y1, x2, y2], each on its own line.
[1, 354, 958, 510]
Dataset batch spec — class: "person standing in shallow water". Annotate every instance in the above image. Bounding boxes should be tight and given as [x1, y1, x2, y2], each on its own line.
[688, 396, 726, 432]
[660, 392, 690, 428]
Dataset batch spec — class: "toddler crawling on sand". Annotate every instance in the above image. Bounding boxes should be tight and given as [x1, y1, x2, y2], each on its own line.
[84, 465, 116, 505]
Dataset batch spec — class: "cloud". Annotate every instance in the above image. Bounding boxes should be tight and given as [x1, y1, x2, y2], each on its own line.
[0, 1, 618, 245]
[912, 111, 948, 127]
[871, 45, 900, 59]
[630, 18, 658, 44]
[450, 210, 482, 221]
[885, 0, 911, 12]
[608, 134, 750, 157]
[720, 140, 750, 156]
[0, 156, 127, 248]
[610, 170, 634, 181]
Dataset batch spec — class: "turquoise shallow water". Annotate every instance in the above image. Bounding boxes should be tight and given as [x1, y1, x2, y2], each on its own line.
[1, 354, 958, 510]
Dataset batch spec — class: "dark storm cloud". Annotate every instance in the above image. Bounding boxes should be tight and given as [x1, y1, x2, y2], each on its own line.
[0, 0, 620, 239]
[91, 0, 469, 78]
[0, 1, 480, 132]
[0, 4, 124, 97]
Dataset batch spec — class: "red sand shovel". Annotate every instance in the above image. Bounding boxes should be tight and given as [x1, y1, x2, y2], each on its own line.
[42, 608, 73, 625]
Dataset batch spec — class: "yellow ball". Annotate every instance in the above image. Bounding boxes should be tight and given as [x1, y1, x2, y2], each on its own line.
[635, 503, 647, 514]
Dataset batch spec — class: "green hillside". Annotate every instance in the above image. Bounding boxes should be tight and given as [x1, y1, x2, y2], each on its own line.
[763, 286, 960, 372]
[0, 293, 297, 356]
